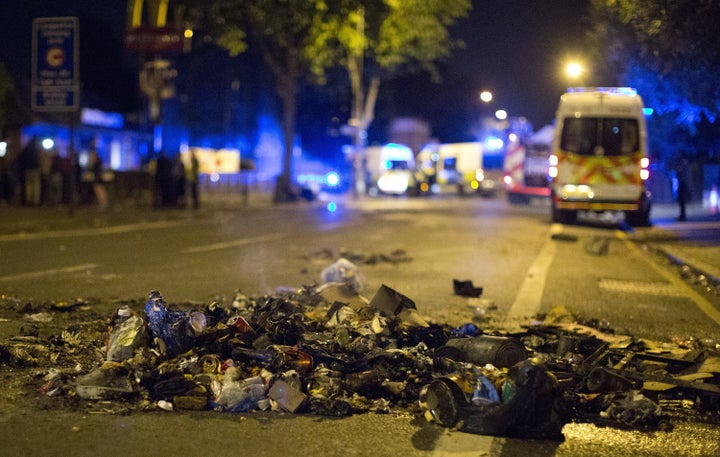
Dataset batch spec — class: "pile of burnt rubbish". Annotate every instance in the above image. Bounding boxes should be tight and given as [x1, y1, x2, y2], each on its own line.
[1, 258, 719, 441]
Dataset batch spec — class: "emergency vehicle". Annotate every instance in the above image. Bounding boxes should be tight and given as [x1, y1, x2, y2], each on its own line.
[549, 87, 651, 226]
[417, 142, 495, 196]
[365, 143, 417, 196]
[503, 125, 553, 202]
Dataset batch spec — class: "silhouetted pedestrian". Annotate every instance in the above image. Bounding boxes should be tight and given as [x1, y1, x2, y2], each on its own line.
[173, 156, 186, 208]
[154, 150, 173, 208]
[88, 147, 108, 210]
[187, 149, 200, 209]
[18, 137, 41, 206]
[674, 153, 690, 221]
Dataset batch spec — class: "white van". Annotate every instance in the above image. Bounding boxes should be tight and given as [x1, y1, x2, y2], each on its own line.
[365, 143, 417, 195]
[549, 87, 651, 225]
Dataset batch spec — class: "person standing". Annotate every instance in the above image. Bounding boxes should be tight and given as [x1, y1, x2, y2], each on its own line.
[154, 150, 173, 208]
[38, 143, 55, 205]
[674, 153, 690, 222]
[187, 149, 200, 209]
[173, 156, 186, 208]
[88, 147, 108, 210]
[18, 137, 41, 206]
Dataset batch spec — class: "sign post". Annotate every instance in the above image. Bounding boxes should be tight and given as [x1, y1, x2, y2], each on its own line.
[32, 17, 80, 215]
[32, 16, 79, 112]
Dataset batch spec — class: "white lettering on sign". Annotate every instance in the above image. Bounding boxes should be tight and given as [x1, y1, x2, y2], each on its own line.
[41, 91, 70, 105]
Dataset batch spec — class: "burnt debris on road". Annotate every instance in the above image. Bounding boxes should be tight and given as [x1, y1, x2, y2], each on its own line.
[1, 257, 719, 441]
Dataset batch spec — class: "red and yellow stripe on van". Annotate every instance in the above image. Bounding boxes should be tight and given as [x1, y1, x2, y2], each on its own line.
[554, 151, 644, 185]
[551, 150, 649, 211]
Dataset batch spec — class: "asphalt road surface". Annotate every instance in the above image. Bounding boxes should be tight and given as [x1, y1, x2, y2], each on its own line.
[1, 195, 718, 457]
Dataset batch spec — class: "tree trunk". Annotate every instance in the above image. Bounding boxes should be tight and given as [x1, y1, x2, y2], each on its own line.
[273, 82, 297, 203]
[348, 62, 380, 198]
[266, 49, 299, 203]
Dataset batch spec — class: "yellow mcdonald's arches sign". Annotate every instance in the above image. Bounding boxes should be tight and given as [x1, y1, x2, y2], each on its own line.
[127, 0, 170, 27]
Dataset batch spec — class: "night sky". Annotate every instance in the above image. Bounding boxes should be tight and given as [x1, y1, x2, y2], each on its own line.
[1, 0, 590, 140]
[443, 0, 590, 130]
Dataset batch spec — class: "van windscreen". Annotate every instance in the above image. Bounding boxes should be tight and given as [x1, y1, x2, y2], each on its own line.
[560, 117, 639, 156]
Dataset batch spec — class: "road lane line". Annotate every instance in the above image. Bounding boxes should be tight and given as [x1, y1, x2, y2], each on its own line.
[617, 230, 720, 326]
[0, 220, 191, 242]
[431, 226, 559, 455]
[0, 263, 98, 281]
[506, 224, 560, 322]
[181, 233, 285, 254]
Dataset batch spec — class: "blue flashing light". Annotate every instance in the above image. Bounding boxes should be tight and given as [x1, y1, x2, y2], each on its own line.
[385, 143, 405, 151]
[325, 171, 340, 187]
[327, 201, 337, 212]
[485, 136, 504, 151]
[642, 107, 654, 116]
[41, 138, 54, 150]
[568, 87, 637, 96]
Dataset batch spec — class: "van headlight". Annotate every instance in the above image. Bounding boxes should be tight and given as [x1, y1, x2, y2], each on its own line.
[378, 172, 409, 193]
[560, 184, 594, 200]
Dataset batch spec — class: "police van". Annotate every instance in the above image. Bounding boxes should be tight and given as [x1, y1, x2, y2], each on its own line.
[549, 87, 651, 226]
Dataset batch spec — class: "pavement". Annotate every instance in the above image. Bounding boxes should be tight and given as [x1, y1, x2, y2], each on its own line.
[635, 201, 720, 290]
[1, 189, 719, 293]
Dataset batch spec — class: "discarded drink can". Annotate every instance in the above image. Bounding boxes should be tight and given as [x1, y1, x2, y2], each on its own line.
[421, 360, 569, 440]
[423, 377, 466, 427]
[436, 335, 528, 368]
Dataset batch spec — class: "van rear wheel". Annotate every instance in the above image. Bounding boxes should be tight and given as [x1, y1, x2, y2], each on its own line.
[551, 204, 577, 224]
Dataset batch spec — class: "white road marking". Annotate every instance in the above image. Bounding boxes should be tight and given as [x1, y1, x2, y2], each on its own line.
[432, 225, 560, 455]
[0, 263, 98, 281]
[0, 220, 190, 242]
[506, 224, 560, 322]
[181, 233, 285, 254]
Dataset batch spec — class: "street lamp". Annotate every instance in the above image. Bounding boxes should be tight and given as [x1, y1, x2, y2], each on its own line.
[565, 62, 585, 82]
[479, 90, 493, 103]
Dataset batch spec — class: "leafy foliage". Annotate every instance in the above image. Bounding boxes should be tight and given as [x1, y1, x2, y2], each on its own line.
[177, 0, 470, 193]
[589, 0, 720, 159]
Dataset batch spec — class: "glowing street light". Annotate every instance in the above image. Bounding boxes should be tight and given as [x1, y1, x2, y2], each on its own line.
[495, 109, 508, 120]
[565, 62, 584, 80]
[479, 90, 493, 103]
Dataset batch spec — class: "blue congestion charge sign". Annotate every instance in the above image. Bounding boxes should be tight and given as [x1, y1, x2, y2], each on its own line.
[32, 17, 79, 112]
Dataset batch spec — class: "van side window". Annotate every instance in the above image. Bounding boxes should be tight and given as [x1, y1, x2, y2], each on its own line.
[561, 117, 639, 156]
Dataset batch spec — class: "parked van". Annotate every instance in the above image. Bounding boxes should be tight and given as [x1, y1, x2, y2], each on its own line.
[365, 143, 417, 196]
[549, 87, 651, 225]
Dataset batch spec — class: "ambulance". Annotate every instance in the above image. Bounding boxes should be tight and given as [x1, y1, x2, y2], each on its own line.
[548, 87, 651, 225]
[503, 125, 553, 202]
[365, 143, 417, 196]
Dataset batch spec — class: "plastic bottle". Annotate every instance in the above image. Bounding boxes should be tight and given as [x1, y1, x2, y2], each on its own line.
[212, 367, 266, 412]
[320, 258, 366, 293]
[106, 315, 148, 361]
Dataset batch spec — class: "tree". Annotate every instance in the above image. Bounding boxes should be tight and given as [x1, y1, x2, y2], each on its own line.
[179, 0, 320, 201]
[305, 0, 471, 195]
[588, 0, 720, 161]
[180, 0, 470, 201]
